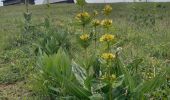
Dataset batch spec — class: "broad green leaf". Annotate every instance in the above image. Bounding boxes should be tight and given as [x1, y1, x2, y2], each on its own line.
[67, 82, 92, 99]
[89, 94, 103, 100]
[54, 48, 71, 78]
[92, 81, 107, 92]
[49, 86, 60, 93]
[50, 66, 92, 99]
[72, 61, 87, 86]
[112, 75, 124, 88]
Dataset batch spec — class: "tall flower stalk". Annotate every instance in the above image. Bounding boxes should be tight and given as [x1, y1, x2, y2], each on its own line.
[99, 5, 116, 100]
[24, 0, 32, 34]
[25, 0, 29, 13]
[75, 12, 91, 33]
[92, 19, 100, 50]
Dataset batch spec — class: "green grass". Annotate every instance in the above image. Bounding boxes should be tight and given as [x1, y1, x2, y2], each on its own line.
[0, 3, 170, 99]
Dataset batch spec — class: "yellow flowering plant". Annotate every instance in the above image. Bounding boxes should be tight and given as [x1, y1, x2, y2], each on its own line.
[101, 53, 116, 61]
[78, 33, 91, 49]
[100, 73, 116, 82]
[92, 19, 100, 27]
[29, 3, 169, 100]
[75, 12, 92, 27]
[73, 4, 124, 100]
[103, 5, 112, 16]
[80, 34, 90, 41]
[92, 19, 100, 49]
[101, 19, 113, 29]
[97, 5, 118, 99]
[100, 34, 115, 42]
[99, 52, 117, 100]
[100, 34, 116, 51]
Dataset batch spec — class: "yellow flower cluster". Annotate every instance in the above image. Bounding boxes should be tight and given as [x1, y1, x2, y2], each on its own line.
[101, 19, 112, 28]
[80, 34, 90, 41]
[92, 19, 100, 27]
[103, 5, 112, 15]
[75, 12, 91, 21]
[101, 53, 116, 61]
[110, 74, 116, 81]
[100, 34, 115, 42]
[101, 74, 116, 81]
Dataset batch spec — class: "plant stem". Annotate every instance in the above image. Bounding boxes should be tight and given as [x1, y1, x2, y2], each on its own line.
[106, 27, 109, 33]
[25, 0, 29, 13]
[109, 84, 112, 100]
[82, 6, 85, 12]
[107, 42, 111, 52]
[85, 47, 88, 69]
[83, 25, 85, 33]
[107, 62, 112, 100]
[94, 26, 97, 51]
[153, 65, 156, 77]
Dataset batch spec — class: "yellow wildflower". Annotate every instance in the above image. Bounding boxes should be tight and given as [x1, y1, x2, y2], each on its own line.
[75, 12, 91, 25]
[75, 12, 90, 21]
[100, 34, 115, 42]
[80, 34, 90, 41]
[103, 5, 112, 15]
[92, 19, 100, 27]
[101, 19, 112, 28]
[82, 12, 90, 17]
[100, 74, 116, 81]
[101, 53, 116, 61]
[110, 74, 116, 81]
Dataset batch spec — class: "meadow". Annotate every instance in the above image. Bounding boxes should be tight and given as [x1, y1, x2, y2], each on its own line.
[0, 2, 170, 99]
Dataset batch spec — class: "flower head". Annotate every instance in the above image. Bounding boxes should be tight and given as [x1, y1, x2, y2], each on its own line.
[101, 19, 112, 28]
[92, 19, 100, 27]
[100, 74, 116, 82]
[100, 34, 115, 42]
[82, 12, 90, 17]
[80, 34, 90, 41]
[103, 5, 112, 15]
[110, 74, 116, 81]
[101, 53, 116, 61]
[75, 12, 91, 25]
[75, 12, 90, 19]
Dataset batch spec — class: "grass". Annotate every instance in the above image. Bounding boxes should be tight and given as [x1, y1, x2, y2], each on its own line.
[0, 3, 170, 99]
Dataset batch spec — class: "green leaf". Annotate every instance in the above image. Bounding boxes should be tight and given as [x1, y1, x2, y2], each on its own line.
[92, 80, 107, 92]
[89, 94, 103, 100]
[50, 64, 91, 99]
[116, 57, 136, 92]
[112, 75, 124, 88]
[49, 86, 60, 93]
[72, 61, 87, 86]
[84, 76, 93, 90]
[67, 82, 92, 99]
[54, 48, 71, 78]
[127, 58, 143, 72]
